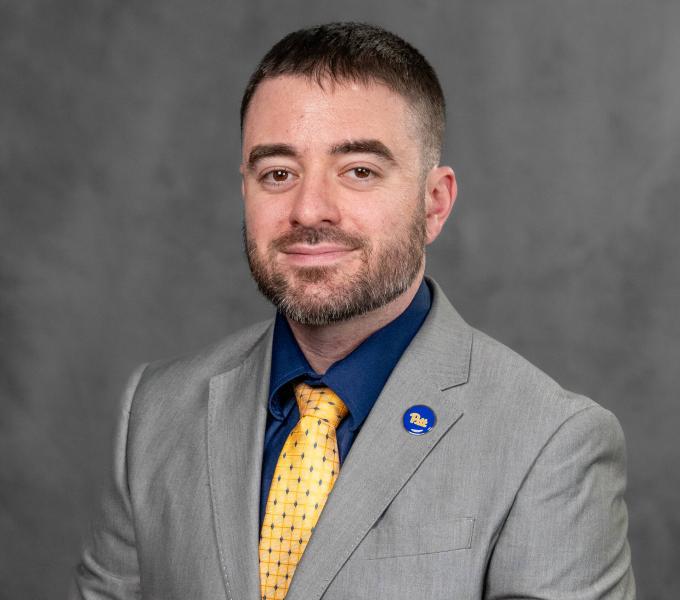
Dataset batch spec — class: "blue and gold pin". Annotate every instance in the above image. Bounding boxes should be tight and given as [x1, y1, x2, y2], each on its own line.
[403, 405, 436, 435]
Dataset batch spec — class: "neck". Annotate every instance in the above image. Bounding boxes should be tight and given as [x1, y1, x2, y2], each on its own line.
[287, 272, 425, 375]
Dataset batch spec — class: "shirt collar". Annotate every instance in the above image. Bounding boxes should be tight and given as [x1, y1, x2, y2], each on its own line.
[268, 279, 432, 431]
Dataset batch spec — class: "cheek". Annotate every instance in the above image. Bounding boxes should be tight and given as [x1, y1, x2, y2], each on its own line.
[354, 196, 418, 236]
[244, 199, 287, 241]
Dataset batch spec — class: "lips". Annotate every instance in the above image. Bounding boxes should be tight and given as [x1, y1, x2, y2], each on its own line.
[279, 243, 358, 266]
[281, 243, 355, 255]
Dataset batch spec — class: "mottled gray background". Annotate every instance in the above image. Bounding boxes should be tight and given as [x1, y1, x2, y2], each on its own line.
[1, 1, 679, 598]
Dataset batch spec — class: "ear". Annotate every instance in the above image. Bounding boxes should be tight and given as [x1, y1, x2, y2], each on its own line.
[424, 166, 457, 245]
[239, 163, 246, 198]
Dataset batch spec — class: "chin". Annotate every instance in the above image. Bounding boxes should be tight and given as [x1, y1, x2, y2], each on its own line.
[286, 263, 361, 289]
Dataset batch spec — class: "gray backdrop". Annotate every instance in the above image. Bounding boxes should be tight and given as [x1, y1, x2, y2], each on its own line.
[1, 1, 678, 598]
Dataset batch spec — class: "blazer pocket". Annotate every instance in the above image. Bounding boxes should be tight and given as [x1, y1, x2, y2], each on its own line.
[360, 516, 475, 560]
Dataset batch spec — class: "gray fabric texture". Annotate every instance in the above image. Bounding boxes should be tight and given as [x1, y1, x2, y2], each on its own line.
[69, 279, 634, 599]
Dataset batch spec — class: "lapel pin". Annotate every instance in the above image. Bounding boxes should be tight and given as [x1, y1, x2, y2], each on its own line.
[403, 405, 436, 435]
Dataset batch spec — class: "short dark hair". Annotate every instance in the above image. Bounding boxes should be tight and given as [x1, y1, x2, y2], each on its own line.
[240, 22, 446, 168]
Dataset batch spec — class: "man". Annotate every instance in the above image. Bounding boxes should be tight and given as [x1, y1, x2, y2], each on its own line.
[71, 22, 635, 600]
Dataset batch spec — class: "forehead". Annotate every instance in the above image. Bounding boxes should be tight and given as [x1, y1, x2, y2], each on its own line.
[242, 75, 419, 155]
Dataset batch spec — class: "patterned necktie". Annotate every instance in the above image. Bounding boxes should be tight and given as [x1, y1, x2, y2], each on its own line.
[259, 383, 348, 600]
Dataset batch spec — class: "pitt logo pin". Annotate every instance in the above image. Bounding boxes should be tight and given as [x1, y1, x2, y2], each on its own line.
[403, 405, 436, 435]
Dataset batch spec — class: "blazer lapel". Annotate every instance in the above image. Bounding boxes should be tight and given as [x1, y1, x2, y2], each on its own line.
[207, 323, 274, 600]
[286, 280, 473, 600]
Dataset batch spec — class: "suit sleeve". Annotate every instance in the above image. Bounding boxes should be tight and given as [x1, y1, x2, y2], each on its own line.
[485, 404, 636, 600]
[69, 364, 147, 600]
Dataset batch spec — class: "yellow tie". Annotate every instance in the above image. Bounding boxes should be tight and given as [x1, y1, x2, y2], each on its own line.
[259, 383, 348, 600]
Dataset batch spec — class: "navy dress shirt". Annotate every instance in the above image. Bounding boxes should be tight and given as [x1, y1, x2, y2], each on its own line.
[259, 279, 432, 527]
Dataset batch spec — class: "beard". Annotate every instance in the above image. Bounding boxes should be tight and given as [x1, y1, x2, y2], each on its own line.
[244, 203, 427, 326]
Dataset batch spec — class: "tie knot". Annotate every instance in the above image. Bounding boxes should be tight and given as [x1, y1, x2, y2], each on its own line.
[294, 383, 348, 429]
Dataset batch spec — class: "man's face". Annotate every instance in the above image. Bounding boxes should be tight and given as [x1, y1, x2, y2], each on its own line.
[241, 75, 429, 326]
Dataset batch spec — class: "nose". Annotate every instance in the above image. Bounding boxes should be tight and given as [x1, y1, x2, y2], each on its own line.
[288, 169, 341, 228]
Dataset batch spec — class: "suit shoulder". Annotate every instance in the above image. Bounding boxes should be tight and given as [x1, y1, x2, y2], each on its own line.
[468, 326, 601, 421]
[461, 327, 627, 473]
[134, 319, 273, 396]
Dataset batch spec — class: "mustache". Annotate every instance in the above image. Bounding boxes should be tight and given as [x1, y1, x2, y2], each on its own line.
[271, 227, 367, 251]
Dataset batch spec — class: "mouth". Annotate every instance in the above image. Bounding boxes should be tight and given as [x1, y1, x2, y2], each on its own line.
[279, 243, 358, 267]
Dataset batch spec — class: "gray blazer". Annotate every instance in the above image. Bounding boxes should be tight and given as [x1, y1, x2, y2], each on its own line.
[71, 279, 635, 599]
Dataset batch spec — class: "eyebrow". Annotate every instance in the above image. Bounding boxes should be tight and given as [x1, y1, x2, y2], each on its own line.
[245, 138, 397, 171]
[247, 144, 298, 171]
[330, 139, 396, 164]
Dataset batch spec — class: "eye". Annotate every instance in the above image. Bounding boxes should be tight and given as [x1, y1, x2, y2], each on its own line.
[263, 169, 291, 183]
[351, 167, 372, 179]
[259, 168, 297, 188]
[344, 166, 377, 181]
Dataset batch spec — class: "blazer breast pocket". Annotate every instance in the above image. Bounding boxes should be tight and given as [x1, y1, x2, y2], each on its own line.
[359, 516, 475, 560]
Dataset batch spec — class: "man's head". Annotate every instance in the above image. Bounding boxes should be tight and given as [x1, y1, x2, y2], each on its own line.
[240, 23, 456, 327]
[240, 22, 446, 172]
